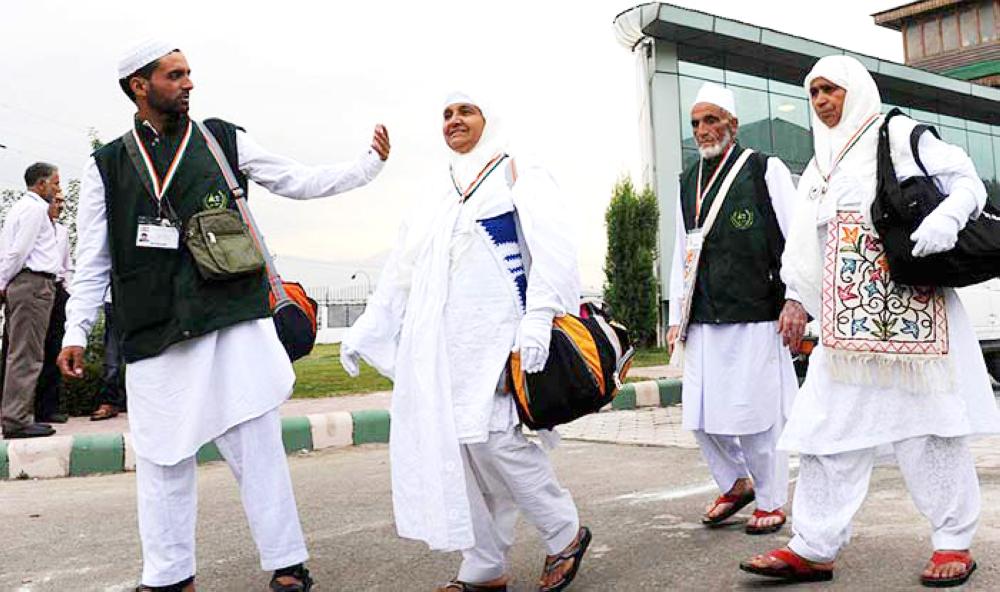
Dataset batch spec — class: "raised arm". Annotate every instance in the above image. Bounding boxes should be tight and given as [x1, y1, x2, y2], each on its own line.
[236, 124, 389, 199]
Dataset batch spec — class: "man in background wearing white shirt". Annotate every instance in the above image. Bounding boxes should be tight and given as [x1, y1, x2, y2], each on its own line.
[0, 162, 62, 439]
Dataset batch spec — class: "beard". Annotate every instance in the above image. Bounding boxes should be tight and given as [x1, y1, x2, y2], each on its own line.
[697, 129, 733, 159]
[147, 86, 188, 133]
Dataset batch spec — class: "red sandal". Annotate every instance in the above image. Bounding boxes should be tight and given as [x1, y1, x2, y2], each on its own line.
[920, 550, 976, 588]
[702, 489, 755, 525]
[745, 508, 786, 535]
[739, 547, 834, 582]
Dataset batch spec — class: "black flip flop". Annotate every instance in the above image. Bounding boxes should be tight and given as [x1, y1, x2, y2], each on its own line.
[539, 526, 593, 592]
[702, 490, 756, 526]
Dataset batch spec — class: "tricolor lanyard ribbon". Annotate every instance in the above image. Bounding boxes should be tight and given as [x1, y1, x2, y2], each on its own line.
[694, 143, 736, 225]
[130, 119, 193, 217]
[451, 153, 508, 203]
[815, 113, 881, 184]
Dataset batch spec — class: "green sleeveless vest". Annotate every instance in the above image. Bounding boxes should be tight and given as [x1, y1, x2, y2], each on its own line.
[93, 118, 270, 363]
[678, 144, 786, 324]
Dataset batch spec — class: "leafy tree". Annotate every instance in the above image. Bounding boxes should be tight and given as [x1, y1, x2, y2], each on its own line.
[604, 177, 659, 347]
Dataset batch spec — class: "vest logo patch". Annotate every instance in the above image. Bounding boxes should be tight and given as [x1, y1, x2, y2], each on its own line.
[730, 208, 754, 230]
[203, 190, 227, 209]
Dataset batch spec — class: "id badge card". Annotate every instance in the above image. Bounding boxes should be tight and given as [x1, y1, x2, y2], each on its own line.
[686, 229, 704, 252]
[136, 216, 180, 250]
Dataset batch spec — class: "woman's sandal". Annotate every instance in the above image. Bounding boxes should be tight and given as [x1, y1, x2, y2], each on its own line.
[739, 547, 834, 582]
[435, 580, 508, 592]
[920, 550, 977, 588]
[538, 526, 592, 592]
[702, 489, 755, 525]
[270, 564, 313, 592]
[745, 508, 786, 535]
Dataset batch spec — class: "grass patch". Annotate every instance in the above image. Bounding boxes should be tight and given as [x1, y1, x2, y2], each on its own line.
[631, 346, 669, 368]
[292, 343, 392, 399]
[293, 344, 669, 399]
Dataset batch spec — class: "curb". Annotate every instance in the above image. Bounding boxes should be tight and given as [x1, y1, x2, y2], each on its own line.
[0, 379, 678, 481]
[612, 378, 682, 410]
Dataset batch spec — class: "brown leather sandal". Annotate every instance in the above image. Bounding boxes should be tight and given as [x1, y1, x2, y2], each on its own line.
[90, 404, 120, 421]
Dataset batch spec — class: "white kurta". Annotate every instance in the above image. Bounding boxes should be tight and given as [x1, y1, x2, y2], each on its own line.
[64, 126, 384, 465]
[668, 157, 800, 435]
[344, 157, 580, 552]
[779, 116, 1000, 456]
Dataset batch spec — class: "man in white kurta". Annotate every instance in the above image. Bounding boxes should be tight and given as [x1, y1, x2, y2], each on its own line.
[341, 93, 590, 592]
[741, 55, 1000, 587]
[58, 40, 389, 592]
[667, 83, 804, 534]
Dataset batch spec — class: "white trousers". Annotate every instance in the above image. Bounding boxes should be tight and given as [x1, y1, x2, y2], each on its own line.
[693, 420, 789, 511]
[135, 409, 308, 586]
[789, 435, 981, 564]
[457, 427, 580, 584]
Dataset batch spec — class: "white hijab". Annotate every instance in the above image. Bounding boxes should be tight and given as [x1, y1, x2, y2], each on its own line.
[444, 91, 509, 191]
[782, 55, 884, 316]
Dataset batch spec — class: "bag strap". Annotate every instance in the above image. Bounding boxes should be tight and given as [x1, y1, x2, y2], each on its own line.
[909, 123, 941, 179]
[700, 148, 755, 239]
[194, 120, 289, 303]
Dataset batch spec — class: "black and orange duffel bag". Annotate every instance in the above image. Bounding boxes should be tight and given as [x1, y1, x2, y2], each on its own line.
[508, 301, 634, 431]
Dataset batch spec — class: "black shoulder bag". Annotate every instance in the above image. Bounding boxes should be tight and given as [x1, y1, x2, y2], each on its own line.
[872, 108, 1000, 287]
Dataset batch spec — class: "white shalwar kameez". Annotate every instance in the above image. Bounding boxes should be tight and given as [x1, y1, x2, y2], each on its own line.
[668, 157, 800, 512]
[779, 56, 1000, 564]
[64, 127, 384, 586]
[343, 110, 581, 582]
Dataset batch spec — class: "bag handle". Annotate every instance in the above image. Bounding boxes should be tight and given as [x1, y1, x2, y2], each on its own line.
[195, 120, 289, 303]
[909, 123, 941, 179]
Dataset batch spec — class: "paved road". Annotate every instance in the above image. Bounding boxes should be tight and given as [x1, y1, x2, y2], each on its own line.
[3, 436, 999, 591]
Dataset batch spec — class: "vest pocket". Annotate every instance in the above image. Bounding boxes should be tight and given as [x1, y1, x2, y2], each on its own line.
[114, 266, 174, 334]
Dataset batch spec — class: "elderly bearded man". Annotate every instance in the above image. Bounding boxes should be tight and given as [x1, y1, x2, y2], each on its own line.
[341, 93, 591, 592]
[57, 40, 390, 592]
[667, 82, 804, 535]
[740, 55, 1000, 588]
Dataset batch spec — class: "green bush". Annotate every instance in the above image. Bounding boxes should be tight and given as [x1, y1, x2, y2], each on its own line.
[59, 310, 110, 417]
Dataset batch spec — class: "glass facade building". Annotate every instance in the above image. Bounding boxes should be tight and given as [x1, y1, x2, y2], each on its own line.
[614, 3, 1000, 337]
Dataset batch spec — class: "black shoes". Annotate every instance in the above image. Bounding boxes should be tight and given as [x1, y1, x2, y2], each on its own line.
[270, 564, 314, 592]
[2, 423, 56, 439]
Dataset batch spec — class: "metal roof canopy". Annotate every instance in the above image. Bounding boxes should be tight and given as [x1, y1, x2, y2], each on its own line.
[614, 3, 1000, 126]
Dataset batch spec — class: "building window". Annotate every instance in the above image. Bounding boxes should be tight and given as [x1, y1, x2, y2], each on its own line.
[981, 0, 997, 43]
[924, 17, 942, 55]
[905, 23, 924, 59]
[943, 14, 960, 51]
[961, 5, 980, 47]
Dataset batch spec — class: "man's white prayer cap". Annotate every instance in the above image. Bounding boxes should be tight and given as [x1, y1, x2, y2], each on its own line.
[117, 39, 178, 79]
[692, 82, 737, 119]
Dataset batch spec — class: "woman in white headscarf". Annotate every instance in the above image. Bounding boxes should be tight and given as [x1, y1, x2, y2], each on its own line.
[740, 55, 1000, 587]
[341, 92, 591, 592]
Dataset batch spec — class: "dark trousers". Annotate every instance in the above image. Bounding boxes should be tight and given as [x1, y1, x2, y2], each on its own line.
[35, 284, 69, 419]
[96, 302, 126, 409]
[0, 283, 68, 421]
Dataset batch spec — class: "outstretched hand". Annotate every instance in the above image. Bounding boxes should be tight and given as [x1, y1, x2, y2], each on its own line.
[371, 124, 390, 161]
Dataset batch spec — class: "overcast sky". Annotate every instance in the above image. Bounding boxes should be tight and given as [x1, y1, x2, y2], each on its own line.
[0, 0, 905, 289]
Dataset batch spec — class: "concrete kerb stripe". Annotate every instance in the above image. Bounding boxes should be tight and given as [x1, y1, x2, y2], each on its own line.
[613, 378, 682, 410]
[0, 409, 393, 480]
[0, 382, 677, 480]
